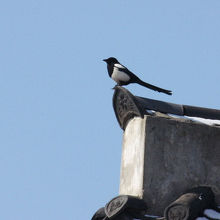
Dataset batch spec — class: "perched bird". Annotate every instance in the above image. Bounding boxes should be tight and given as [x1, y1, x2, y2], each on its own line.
[103, 57, 172, 95]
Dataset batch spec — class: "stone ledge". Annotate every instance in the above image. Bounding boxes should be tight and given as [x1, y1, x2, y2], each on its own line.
[119, 115, 220, 215]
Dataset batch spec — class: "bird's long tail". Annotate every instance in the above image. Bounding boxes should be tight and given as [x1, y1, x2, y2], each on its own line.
[137, 79, 172, 95]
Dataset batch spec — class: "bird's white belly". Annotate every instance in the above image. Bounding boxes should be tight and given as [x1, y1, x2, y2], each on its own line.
[111, 68, 130, 84]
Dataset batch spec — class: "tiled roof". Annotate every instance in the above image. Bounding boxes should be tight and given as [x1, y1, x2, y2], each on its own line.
[92, 187, 220, 220]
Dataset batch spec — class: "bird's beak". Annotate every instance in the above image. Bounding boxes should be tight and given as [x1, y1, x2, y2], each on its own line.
[103, 59, 107, 62]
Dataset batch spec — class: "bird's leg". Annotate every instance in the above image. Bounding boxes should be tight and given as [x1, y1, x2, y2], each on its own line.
[112, 84, 119, 89]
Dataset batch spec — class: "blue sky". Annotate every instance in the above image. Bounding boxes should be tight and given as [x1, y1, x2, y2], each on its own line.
[0, 0, 220, 219]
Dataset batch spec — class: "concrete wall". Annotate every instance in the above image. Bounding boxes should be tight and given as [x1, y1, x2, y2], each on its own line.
[119, 115, 220, 216]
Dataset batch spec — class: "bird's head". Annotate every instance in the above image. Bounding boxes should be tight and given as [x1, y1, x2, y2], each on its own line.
[103, 57, 119, 65]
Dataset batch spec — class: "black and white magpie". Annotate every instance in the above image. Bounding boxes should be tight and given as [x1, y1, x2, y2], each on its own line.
[103, 57, 172, 95]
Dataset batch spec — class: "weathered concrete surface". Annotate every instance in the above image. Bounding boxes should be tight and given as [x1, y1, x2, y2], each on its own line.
[119, 117, 146, 197]
[119, 115, 220, 216]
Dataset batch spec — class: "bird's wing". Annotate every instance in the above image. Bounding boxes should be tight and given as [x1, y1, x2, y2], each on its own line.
[114, 63, 140, 80]
[114, 64, 172, 95]
[114, 63, 127, 71]
[114, 63, 136, 76]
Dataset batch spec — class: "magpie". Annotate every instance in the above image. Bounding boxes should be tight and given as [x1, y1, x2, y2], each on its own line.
[103, 57, 172, 95]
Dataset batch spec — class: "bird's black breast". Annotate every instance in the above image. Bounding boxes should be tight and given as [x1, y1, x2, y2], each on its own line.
[107, 64, 114, 77]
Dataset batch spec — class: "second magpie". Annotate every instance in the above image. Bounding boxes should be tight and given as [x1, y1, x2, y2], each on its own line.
[103, 57, 172, 95]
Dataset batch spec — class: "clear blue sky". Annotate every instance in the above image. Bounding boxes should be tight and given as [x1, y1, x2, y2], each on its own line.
[0, 0, 220, 219]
